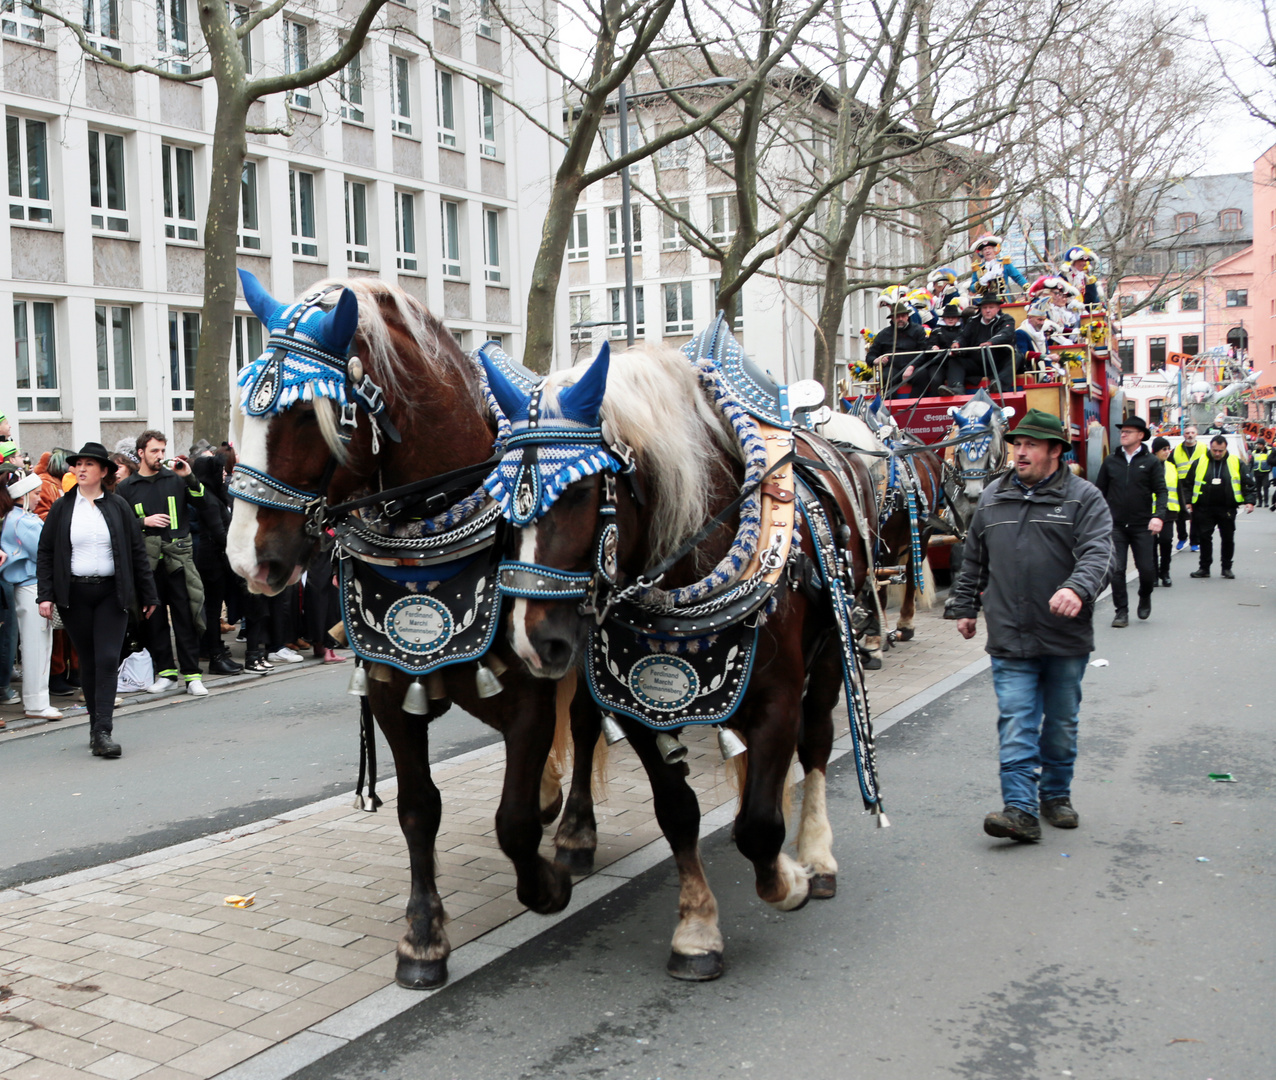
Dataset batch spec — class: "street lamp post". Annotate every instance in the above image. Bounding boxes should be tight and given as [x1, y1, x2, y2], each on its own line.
[614, 76, 737, 348]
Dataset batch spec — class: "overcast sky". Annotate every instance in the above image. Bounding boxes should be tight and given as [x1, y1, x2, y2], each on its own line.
[1196, 0, 1275, 170]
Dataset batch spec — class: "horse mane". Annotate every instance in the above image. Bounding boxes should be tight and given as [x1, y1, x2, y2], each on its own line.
[305, 278, 483, 457]
[544, 346, 738, 562]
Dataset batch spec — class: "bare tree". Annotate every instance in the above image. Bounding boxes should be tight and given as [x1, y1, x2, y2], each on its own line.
[33, 0, 392, 442]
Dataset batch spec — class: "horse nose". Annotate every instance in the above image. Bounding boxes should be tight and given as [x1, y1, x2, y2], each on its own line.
[530, 629, 576, 675]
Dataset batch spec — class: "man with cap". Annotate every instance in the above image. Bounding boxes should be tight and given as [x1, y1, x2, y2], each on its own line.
[943, 293, 1017, 394]
[1188, 435, 1256, 579]
[1150, 436, 1179, 586]
[950, 408, 1113, 843]
[1094, 414, 1167, 626]
[865, 303, 931, 395]
[1252, 438, 1271, 507]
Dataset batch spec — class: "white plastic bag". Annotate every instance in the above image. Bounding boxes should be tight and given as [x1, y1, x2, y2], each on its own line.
[118, 648, 155, 693]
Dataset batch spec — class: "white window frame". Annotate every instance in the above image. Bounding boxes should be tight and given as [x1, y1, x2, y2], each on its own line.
[89, 129, 128, 233]
[441, 198, 462, 277]
[606, 204, 641, 257]
[436, 68, 457, 147]
[231, 3, 252, 72]
[6, 115, 53, 225]
[657, 136, 689, 169]
[14, 298, 60, 415]
[477, 0, 495, 38]
[289, 167, 318, 258]
[339, 47, 364, 123]
[156, 0, 190, 73]
[433, 0, 450, 21]
[233, 312, 264, 372]
[345, 178, 371, 265]
[239, 159, 261, 251]
[601, 122, 642, 166]
[566, 211, 588, 261]
[661, 200, 689, 251]
[483, 206, 502, 283]
[168, 309, 199, 415]
[2, 0, 45, 42]
[609, 286, 645, 339]
[664, 281, 693, 335]
[96, 303, 136, 414]
[395, 189, 417, 272]
[709, 194, 736, 245]
[704, 130, 730, 164]
[162, 143, 199, 242]
[569, 292, 592, 343]
[85, 0, 121, 57]
[390, 51, 413, 136]
[284, 19, 311, 109]
[478, 83, 498, 158]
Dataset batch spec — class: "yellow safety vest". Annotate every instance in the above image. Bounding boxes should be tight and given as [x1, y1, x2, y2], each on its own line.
[1192, 454, 1243, 505]
[1163, 459, 1180, 513]
[1172, 441, 1207, 481]
[1254, 450, 1271, 473]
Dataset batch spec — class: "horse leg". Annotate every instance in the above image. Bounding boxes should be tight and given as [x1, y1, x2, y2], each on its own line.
[494, 682, 574, 916]
[797, 643, 840, 899]
[538, 675, 573, 826]
[861, 583, 886, 668]
[553, 679, 601, 875]
[735, 684, 810, 912]
[889, 572, 917, 642]
[626, 726, 724, 981]
[370, 683, 450, 990]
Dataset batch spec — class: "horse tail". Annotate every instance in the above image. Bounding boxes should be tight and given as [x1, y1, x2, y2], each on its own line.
[591, 730, 611, 804]
[916, 556, 936, 611]
[550, 673, 573, 780]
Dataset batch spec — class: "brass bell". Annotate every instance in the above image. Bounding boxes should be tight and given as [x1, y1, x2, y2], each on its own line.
[475, 663, 503, 698]
[716, 726, 747, 761]
[655, 731, 688, 765]
[600, 713, 627, 745]
[347, 664, 369, 697]
[401, 679, 429, 715]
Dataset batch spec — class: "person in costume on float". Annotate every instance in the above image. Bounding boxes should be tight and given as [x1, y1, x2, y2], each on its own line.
[970, 234, 1028, 299]
[928, 267, 963, 312]
[1059, 246, 1103, 306]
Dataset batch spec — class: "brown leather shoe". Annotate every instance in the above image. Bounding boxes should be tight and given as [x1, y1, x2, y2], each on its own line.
[1041, 797, 1079, 828]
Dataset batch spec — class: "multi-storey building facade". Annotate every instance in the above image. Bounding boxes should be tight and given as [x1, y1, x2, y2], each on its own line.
[1, 0, 558, 453]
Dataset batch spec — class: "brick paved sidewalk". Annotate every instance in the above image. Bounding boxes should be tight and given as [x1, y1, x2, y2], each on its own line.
[0, 607, 986, 1080]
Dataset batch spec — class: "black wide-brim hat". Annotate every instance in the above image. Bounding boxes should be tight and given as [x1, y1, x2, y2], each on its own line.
[67, 441, 118, 478]
[1118, 414, 1151, 439]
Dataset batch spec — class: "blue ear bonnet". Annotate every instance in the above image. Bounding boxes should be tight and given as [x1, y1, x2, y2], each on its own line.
[235, 271, 361, 417]
[482, 344, 625, 528]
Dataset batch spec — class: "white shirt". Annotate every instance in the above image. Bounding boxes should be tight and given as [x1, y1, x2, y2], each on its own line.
[70, 491, 116, 577]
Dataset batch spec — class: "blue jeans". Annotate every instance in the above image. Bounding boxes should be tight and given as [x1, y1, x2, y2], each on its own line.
[989, 654, 1089, 815]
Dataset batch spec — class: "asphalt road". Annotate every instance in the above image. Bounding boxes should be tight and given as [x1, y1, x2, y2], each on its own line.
[0, 663, 498, 889]
[292, 511, 1276, 1080]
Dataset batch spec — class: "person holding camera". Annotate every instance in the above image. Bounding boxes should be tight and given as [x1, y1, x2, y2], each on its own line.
[116, 429, 224, 696]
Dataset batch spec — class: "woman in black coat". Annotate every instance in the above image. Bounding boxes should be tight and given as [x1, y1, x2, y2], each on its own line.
[37, 442, 158, 758]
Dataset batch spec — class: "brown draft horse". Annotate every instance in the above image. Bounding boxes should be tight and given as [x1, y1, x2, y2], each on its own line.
[484, 344, 879, 979]
[226, 275, 594, 990]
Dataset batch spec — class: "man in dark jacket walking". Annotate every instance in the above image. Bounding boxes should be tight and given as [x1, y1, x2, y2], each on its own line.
[944, 294, 1017, 394]
[1094, 415, 1167, 627]
[1189, 435, 1256, 579]
[950, 409, 1113, 843]
[866, 304, 932, 395]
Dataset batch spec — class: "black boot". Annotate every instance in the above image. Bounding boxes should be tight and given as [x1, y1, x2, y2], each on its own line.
[1161, 575, 1172, 587]
[1221, 567, 1235, 579]
[209, 650, 243, 676]
[91, 730, 121, 758]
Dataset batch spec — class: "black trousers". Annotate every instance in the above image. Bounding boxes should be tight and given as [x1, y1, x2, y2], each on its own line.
[244, 586, 296, 659]
[195, 542, 231, 657]
[60, 578, 128, 736]
[1256, 473, 1271, 507]
[1175, 484, 1194, 541]
[1155, 513, 1175, 577]
[304, 549, 341, 653]
[145, 565, 202, 677]
[1110, 523, 1157, 613]
[1194, 505, 1237, 571]
[945, 349, 1014, 393]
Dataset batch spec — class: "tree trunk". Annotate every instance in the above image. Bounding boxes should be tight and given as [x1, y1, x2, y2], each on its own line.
[193, 90, 249, 444]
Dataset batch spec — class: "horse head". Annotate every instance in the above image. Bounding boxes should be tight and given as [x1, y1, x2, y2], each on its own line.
[483, 343, 634, 680]
[227, 271, 484, 595]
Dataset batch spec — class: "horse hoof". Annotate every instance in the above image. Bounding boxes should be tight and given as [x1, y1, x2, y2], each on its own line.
[667, 950, 724, 981]
[539, 790, 564, 826]
[554, 846, 595, 875]
[396, 956, 448, 990]
[863, 655, 882, 670]
[809, 873, 837, 899]
[889, 627, 914, 642]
